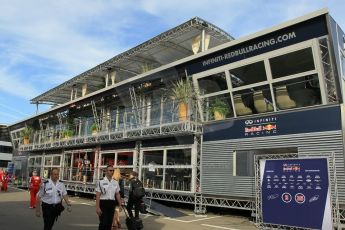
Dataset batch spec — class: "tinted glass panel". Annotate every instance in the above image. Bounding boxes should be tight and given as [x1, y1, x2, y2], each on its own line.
[53, 156, 61, 166]
[142, 168, 163, 189]
[203, 94, 233, 121]
[273, 74, 321, 110]
[143, 150, 164, 165]
[117, 152, 134, 166]
[166, 149, 191, 165]
[165, 168, 192, 191]
[230, 61, 267, 88]
[270, 48, 315, 78]
[233, 84, 272, 116]
[198, 72, 228, 95]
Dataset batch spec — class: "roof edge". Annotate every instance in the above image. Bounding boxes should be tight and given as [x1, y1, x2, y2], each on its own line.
[30, 17, 232, 104]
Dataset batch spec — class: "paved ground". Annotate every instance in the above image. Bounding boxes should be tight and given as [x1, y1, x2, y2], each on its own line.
[0, 186, 257, 230]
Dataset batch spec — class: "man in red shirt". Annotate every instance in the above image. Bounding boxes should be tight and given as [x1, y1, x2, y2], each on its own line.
[29, 170, 41, 208]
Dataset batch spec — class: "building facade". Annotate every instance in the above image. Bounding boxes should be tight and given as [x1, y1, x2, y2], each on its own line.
[8, 9, 345, 221]
[0, 125, 12, 169]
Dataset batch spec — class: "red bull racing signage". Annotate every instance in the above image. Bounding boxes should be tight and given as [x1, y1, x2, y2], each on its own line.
[203, 106, 341, 142]
[244, 117, 277, 136]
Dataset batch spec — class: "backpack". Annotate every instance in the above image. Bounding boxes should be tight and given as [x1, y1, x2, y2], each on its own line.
[131, 180, 145, 199]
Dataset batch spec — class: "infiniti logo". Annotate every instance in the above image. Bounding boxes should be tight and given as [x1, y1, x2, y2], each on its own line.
[245, 120, 253, 125]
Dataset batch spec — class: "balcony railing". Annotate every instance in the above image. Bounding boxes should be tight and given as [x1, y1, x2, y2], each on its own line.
[19, 98, 201, 151]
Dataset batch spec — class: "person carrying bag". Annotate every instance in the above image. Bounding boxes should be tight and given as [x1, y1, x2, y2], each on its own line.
[126, 171, 145, 221]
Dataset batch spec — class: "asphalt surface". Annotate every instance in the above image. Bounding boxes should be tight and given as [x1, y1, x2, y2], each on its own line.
[0, 186, 257, 230]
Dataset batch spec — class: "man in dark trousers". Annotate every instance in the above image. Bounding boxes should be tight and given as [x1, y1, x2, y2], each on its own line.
[126, 171, 144, 220]
[35, 168, 72, 230]
[96, 165, 123, 230]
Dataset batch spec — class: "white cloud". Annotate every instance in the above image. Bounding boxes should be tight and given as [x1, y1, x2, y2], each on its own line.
[0, 111, 21, 120]
[138, 0, 251, 33]
[0, 67, 39, 99]
[136, 0, 345, 37]
[0, 0, 135, 93]
[0, 102, 30, 117]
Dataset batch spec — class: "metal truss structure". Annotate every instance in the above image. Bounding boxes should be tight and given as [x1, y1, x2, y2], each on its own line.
[201, 196, 254, 210]
[339, 208, 345, 223]
[19, 121, 202, 152]
[194, 134, 206, 214]
[144, 189, 254, 211]
[146, 190, 195, 204]
[319, 37, 338, 103]
[64, 181, 95, 194]
[254, 152, 342, 229]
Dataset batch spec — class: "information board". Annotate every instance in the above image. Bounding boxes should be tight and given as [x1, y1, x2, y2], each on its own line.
[260, 158, 332, 229]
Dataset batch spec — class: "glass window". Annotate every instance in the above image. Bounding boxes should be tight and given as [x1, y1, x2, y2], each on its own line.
[166, 149, 191, 165]
[117, 152, 134, 166]
[198, 72, 228, 95]
[252, 87, 274, 114]
[273, 75, 321, 110]
[101, 153, 115, 166]
[63, 154, 72, 181]
[82, 153, 94, 183]
[64, 154, 71, 166]
[143, 150, 164, 165]
[235, 148, 297, 176]
[142, 168, 163, 189]
[72, 153, 84, 182]
[44, 156, 52, 166]
[236, 151, 253, 176]
[230, 61, 267, 88]
[270, 48, 315, 78]
[203, 94, 233, 121]
[147, 96, 161, 126]
[0, 146, 12, 153]
[233, 85, 273, 116]
[53, 156, 61, 166]
[43, 168, 51, 179]
[164, 168, 191, 191]
[35, 157, 42, 166]
[29, 158, 35, 166]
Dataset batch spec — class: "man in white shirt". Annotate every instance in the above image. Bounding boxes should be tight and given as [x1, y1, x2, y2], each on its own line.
[96, 165, 123, 230]
[35, 168, 71, 230]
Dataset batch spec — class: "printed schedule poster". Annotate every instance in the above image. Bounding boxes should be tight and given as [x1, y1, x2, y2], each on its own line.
[260, 158, 332, 229]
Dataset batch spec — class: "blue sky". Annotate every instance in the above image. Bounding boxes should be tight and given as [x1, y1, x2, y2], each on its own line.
[0, 0, 344, 125]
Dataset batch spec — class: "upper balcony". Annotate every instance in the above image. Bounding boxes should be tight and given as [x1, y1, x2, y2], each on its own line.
[18, 98, 201, 151]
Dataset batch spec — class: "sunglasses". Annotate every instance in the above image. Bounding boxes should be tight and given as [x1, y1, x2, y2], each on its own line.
[108, 170, 114, 172]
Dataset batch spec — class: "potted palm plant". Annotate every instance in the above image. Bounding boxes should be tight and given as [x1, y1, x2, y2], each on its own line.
[90, 123, 98, 135]
[62, 129, 74, 139]
[209, 98, 229, 120]
[21, 126, 33, 145]
[171, 79, 195, 121]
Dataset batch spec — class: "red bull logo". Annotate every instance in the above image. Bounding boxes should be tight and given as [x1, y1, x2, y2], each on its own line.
[283, 166, 300, 172]
[283, 163, 301, 172]
[244, 123, 277, 136]
[263, 124, 276, 131]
